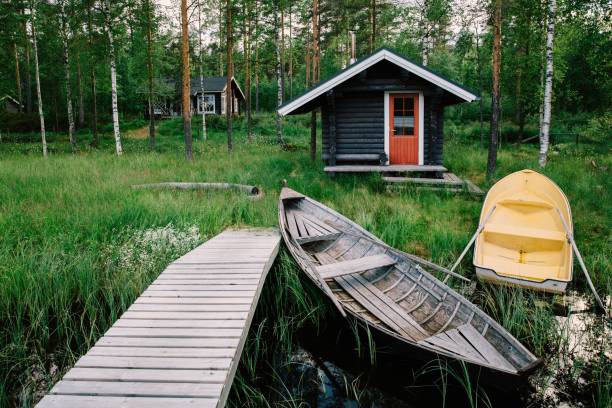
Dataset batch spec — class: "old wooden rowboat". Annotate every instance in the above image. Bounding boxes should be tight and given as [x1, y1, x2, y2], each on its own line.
[474, 169, 573, 293]
[279, 187, 541, 377]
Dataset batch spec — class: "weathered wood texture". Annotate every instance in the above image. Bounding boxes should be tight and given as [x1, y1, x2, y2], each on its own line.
[36, 229, 280, 408]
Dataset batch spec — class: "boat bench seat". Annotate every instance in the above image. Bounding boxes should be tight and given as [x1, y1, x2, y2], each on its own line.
[316, 254, 396, 279]
[480, 255, 568, 281]
[286, 210, 342, 244]
[484, 223, 566, 243]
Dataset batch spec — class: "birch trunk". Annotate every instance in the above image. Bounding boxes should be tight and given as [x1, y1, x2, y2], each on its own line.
[288, 3, 293, 99]
[275, 1, 284, 146]
[146, 0, 156, 148]
[486, 0, 502, 180]
[474, 22, 484, 146]
[30, 0, 47, 157]
[60, 0, 76, 151]
[539, 0, 556, 168]
[226, 0, 233, 151]
[370, 0, 376, 52]
[103, 0, 122, 155]
[254, 0, 259, 113]
[280, 5, 285, 103]
[181, 0, 192, 160]
[76, 54, 85, 128]
[198, 0, 206, 141]
[13, 42, 22, 112]
[87, 5, 98, 146]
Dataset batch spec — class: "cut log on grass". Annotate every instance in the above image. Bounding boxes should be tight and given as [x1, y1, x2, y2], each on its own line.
[132, 183, 262, 199]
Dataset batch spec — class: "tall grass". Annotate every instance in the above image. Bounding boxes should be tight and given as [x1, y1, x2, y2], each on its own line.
[0, 115, 609, 407]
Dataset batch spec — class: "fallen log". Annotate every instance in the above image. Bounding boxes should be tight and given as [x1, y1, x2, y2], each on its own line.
[132, 182, 262, 199]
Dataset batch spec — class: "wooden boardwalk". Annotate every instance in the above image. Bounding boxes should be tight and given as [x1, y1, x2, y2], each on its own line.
[36, 229, 281, 408]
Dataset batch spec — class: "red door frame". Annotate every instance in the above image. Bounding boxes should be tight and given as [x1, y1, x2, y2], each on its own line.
[389, 93, 419, 165]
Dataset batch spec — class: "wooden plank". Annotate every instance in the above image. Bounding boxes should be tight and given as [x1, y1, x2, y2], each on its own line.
[134, 297, 252, 305]
[120, 311, 247, 319]
[148, 284, 258, 291]
[87, 347, 236, 358]
[63, 367, 227, 383]
[95, 337, 240, 348]
[113, 319, 246, 329]
[36, 395, 217, 408]
[383, 176, 463, 186]
[50, 381, 223, 398]
[457, 324, 515, 371]
[296, 232, 341, 245]
[316, 254, 396, 279]
[324, 164, 446, 173]
[140, 290, 255, 298]
[75, 356, 232, 370]
[104, 328, 242, 338]
[128, 304, 251, 312]
[153, 279, 260, 285]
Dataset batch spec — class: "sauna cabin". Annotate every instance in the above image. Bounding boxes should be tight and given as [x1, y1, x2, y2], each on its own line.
[277, 48, 479, 170]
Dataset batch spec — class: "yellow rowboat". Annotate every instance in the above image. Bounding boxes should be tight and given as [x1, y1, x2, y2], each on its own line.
[473, 169, 573, 293]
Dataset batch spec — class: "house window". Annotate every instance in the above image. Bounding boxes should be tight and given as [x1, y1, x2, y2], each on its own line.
[221, 94, 226, 114]
[198, 94, 215, 114]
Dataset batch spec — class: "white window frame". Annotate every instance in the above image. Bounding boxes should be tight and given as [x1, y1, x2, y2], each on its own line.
[384, 91, 424, 166]
[197, 94, 215, 114]
[221, 94, 226, 114]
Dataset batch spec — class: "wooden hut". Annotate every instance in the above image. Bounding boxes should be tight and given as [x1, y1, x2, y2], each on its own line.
[0, 95, 22, 113]
[278, 48, 479, 173]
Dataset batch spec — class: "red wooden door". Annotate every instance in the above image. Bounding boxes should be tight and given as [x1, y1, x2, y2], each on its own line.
[389, 94, 419, 164]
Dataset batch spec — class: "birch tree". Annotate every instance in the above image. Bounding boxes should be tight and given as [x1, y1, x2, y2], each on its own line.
[103, 0, 122, 155]
[274, 0, 284, 146]
[59, 0, 76, 151]
[76, 54, 85, 128]
[13, 41, 22, 112]
[226, 0, 233, 151]
[145, 0, 156, 148]
[181, 0, 193, 160]
[198, 0, 207, 141]
[539, 0, 556, 167]
[243, 0, 252, 141]
[30, 0, 47, 157]
[487, 0, 502, 180]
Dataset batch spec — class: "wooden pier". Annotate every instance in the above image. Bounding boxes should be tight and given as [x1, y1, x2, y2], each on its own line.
[36, 229, 281, 408]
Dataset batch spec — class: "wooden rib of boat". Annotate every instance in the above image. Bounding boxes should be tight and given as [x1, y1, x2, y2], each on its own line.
[279, 187, 541, 377]
[474, 169, 573, 293]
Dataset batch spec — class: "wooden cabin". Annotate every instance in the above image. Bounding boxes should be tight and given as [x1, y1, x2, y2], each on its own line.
[151, 76, 244, 118]
[278, 48, 478, 172]
[0, 95, 22, 113]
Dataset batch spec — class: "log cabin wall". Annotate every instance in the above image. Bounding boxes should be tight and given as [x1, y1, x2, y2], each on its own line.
[320, 60, 445, 165]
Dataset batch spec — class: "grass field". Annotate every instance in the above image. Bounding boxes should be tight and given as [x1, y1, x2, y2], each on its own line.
[0, 114, 609, 407]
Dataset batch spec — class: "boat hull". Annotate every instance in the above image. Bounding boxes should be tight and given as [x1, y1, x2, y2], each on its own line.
[476, 266, 569, 294]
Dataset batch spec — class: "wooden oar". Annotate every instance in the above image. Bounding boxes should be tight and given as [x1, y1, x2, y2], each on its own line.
[444, 205, 497, 284]
[555, 208, 607, 313]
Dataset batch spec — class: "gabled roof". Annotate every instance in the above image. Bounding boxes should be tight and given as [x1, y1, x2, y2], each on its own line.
[278, 48, 479, 116]
[0, 95, 22, 106]
[190, 76, 245, 100]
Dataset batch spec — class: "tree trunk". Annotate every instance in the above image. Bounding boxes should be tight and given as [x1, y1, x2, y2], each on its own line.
[275, 1, 283, 146]
[310, 0, 319, 161]
[146, 0, 156, 148]
[539, 0, 556, 168]
[245, 0, 252, 141]
[30, 0, 47, 157]
[60, 0, 76, 151]
[254, 0, 259, 113]
[103, 0, 122, 155]
[13, 42, 22, 112]
[515, 59, 523, 143]
[87, 6, 98, 146]
[288, 3, 293, 99]
[487, 0, 502, 180]
[21, 9, 32, 114]
[280, 4, 285, 103]
[76, 54, 85, 128]
[181, 0, 192, 160]
[198, 0, 206, 141]
[474, 22, 484, 147]
[226, 0, 233, 152]
[370, 0, 376, 52]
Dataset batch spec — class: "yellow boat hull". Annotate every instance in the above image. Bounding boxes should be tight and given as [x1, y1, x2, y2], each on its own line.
[473, 169, 573, 293]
